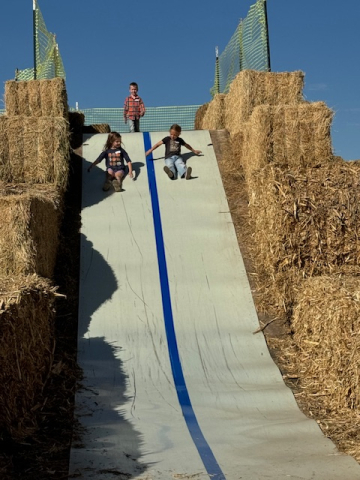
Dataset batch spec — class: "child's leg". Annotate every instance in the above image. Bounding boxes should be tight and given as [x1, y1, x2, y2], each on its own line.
[128, 119, 135, 133]
[113, 169, 125, 192]
[174, 156, 187, 179]
[103, 169, 114, 191]
[164, 156, 177, 179]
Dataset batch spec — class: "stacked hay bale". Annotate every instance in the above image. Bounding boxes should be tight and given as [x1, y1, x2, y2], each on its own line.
[198, 69, 360, 457]
[0, 78, 70, 440]
[195, 94, 226, 130]
[0, 275, 58, 440]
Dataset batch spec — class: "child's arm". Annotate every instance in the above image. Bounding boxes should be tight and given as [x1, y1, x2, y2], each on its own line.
[184, 143, 202, 155]
[123, 97, 129, 123]
[145, 140, 163, 157]
[123, 150, 133, 178]
[140, 98, 145, 117]
[127, 161, 133, 178]
[87, 153, 105, 172]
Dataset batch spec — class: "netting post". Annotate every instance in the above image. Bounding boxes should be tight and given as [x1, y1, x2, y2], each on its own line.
[33, 0, 37, 79]
[238, 19, 243, 72]
[215, 46, 220, 94]
[264, 0, 271, 71]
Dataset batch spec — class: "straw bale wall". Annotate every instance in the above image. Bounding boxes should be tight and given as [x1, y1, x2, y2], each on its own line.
[194, 102, 209, 130]
[0, 184, 61, 278]
[224, 70, 304, 134]
[197, 94, 226, 130]
[5, 78, 68, 118]
[240, 102, 333, 179]
[290, 276, 360, 413]
[0, 274, 57, 440]
[247, 160, 360, 315]
[0, 115, 69, 190]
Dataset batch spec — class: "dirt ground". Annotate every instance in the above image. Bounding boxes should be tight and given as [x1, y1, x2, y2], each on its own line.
[0, 130, 349, 478]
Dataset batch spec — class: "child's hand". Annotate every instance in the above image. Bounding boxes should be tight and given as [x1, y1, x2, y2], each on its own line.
[129, 172, 133, 178]
[194, 150, 202, 155]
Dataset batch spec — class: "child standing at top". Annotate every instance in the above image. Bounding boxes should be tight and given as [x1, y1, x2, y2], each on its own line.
[123, 82, 146, 133]
[87, 132, 133, 192]
[145, 124, 202, 180]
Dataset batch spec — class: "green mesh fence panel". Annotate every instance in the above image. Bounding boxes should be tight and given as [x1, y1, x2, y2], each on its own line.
[16, 0, 65, 81]
[78, 105, 201, 132]
[211, 0, 269, 96]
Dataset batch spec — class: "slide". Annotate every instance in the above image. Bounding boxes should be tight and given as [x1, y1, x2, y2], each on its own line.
[69, 131, 360, 479]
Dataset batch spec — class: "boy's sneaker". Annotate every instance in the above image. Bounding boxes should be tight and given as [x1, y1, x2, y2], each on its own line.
[185, 166, 192, 180]
[164, 166, 174, 179]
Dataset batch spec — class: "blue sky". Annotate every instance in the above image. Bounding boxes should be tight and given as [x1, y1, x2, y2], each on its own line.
[0, 0, 359, 160]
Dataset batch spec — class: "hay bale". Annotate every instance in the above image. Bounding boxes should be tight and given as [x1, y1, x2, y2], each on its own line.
[83, 123, 111, 134]
[5, 78, 68, 118]
[0, 116, 69, 190]
[0, 184, 61, 278]
[27, 79, 42, 117]
[40, 77, 68, 117]
[247, 160, 360, 316]
[194, 102, 209, 130]
[68, 111, 85, 131]
[292, 276, 360, 412]
[241, 102, 334, 178]
[68, 111, 85, 149]
[0, 116, 10, 180]
[224, 70, 304, 134]
[0, 274, 57, 440]
[4, 81, 19, 116]
[199, 94, 226, 130]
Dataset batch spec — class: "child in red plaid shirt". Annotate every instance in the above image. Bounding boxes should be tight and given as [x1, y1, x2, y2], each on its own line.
[123, 82, 146, 133]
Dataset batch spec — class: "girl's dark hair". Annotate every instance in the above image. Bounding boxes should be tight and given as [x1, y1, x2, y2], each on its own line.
[170, 123, 181, 133]
[104, 132, 122, 150]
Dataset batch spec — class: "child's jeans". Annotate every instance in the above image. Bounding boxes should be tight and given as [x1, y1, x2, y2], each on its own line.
[165, 155, 186, 179]
[128, 119, 140, 133]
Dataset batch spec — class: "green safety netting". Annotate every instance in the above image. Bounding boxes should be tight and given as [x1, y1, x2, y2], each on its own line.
[211, 0, 270, 96]
[76, 105, 201, 132]
[16, 0, 65, 81]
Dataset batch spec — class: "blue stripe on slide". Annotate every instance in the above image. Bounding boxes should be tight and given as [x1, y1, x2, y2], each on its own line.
[143, 132, 226, 480]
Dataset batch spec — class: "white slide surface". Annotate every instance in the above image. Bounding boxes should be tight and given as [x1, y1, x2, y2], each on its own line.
[69, 131, 360, 479]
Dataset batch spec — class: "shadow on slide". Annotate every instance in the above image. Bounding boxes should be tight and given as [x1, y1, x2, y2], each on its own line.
[71, 234, 149, 477]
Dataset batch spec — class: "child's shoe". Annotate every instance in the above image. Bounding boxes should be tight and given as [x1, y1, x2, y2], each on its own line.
[185, 166, 192, 180]
[164, 166, 174, 179]
[102, 172, 112, 191]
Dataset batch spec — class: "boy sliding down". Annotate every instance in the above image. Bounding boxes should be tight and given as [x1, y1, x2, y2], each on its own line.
[145, 124, 202, 180]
